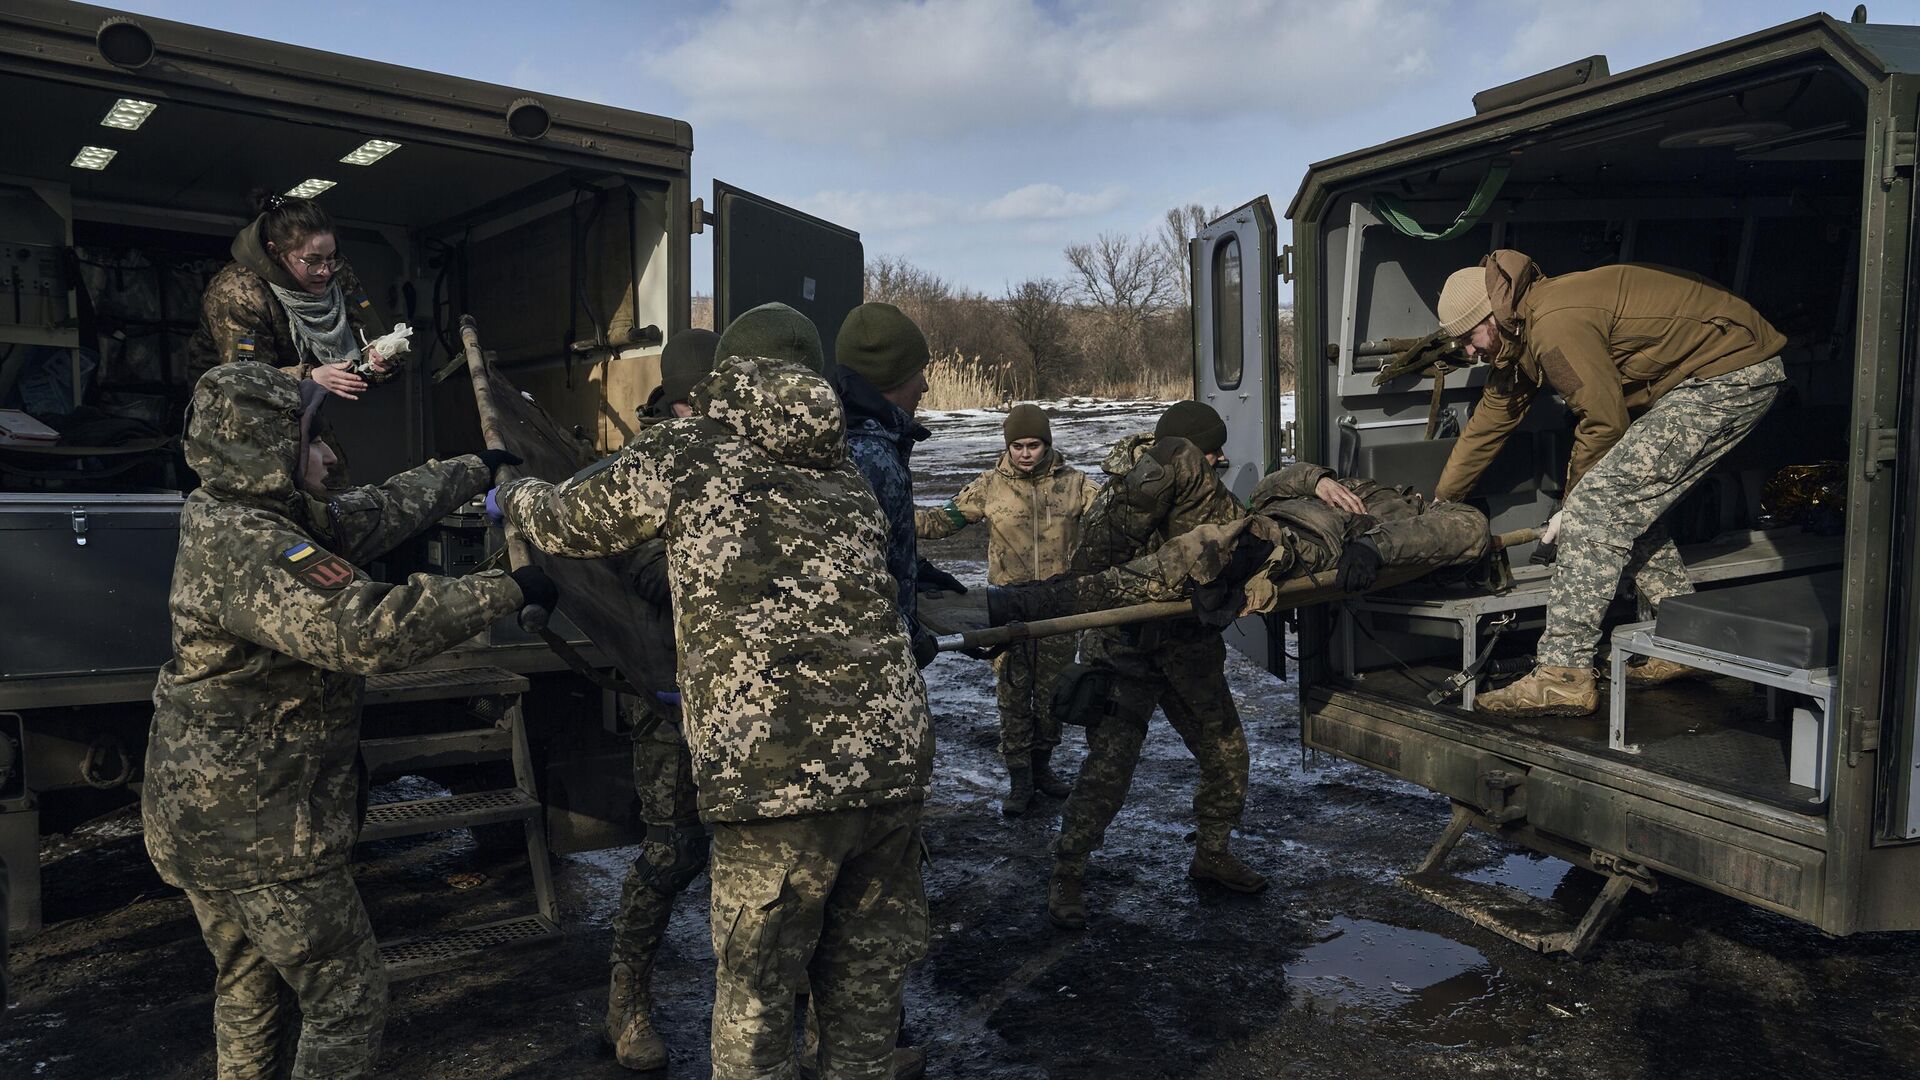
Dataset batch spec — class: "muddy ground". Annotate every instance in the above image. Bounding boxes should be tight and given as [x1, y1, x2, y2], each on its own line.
[6, 400, 1920, 1079]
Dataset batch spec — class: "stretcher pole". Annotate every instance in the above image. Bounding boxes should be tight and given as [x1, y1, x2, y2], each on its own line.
[460, 314, 550, 634]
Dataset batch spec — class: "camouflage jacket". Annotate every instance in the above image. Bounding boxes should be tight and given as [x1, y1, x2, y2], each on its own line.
[143, 363, 522, 892]
[915, 449, 1100, 585]
[835, 368, 930, 638]
[184, 218, 383, 386]
[1249, 462, 1489, 572]
[498, 356, 934, 823]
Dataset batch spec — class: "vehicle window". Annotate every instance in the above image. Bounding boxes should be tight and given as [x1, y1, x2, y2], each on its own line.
[1213, 235, 1244, 390]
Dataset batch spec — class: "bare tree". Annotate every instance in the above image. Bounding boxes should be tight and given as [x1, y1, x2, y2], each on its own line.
[1002, 277, 1075, 398]
[1064, 231, 1178, 382]
[1158, 203, 1222, 301]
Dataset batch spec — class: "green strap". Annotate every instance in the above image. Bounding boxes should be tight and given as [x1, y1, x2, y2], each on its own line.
[942, 504, 968, 530]
[1371, 159, 1512, 241]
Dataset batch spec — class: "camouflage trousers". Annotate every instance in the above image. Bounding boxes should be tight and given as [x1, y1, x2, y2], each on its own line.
[610, 712, 708, 971]
[1539, 356, 1785, 668]
[183, 867, 388, 1080]
[993, 633, 1075, 759]
[1054, 631, 1249, 859]
[709, 801, 928, 1080]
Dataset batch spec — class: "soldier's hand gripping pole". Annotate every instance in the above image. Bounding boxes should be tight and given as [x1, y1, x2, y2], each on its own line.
[937, 527, 1541, 654]
[460, 314, 549, 635]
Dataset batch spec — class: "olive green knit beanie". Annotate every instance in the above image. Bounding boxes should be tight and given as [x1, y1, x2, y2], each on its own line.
[715, 302, 825, 373]
[1155, 400, 1227, 455]
[1004, 403, 1051, 445]
[835, 302, 930, 391]
[658, 328, 719, 405]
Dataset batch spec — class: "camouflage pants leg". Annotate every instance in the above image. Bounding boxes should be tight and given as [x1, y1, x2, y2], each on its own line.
[184, 868, 388, 1080]
[1155, 637, 1249, 828]
[1051, 670, 1156, 859]
[994, 634, 1076, 758]
[708, 801, 928, 1080]
[611, 715, 707, 971]
[1538, 357, 1785, 668]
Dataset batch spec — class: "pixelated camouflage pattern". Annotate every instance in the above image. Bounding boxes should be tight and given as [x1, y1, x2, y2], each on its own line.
[914, 448, 1101, 585]
[185, 258, 379, 386]
[144, 363, 522, 891]
[185, 867, 386, 1080]
[994, 634, 1075, 758]
[708, 802, 927, 1080]
[1536, 357, 1784, 667]
[497, 356, 934, 823]
[609, 716, 707, 970]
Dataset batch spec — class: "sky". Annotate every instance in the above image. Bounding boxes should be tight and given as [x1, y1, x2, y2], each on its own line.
[115, 0, 1900, 300]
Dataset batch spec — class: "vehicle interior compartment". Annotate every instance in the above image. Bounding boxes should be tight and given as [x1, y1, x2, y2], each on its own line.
[1317, 57, 1865, 812]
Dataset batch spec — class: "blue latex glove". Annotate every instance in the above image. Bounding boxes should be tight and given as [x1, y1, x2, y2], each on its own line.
[655, 690, 682, 708]
[484, 487, 503, 526]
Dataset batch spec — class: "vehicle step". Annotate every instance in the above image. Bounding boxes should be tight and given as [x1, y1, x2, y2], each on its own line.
[360, 728, 512, 778]
[1402, 866, 1636, 958]
[377, 914, 561, 979]
[359, 788, 539, 843]
[362, 665, 528, 706]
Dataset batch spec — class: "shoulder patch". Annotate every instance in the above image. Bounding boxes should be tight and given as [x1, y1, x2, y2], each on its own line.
[277, 541, 356, 591]
[352, 292, 372, 310]
[235, 337, 255, 355]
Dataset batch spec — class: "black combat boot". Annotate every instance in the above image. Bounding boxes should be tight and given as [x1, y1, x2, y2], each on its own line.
[1002, 761, 1035, 817]
[1189, 819, 1269, 895]
[1048, 855, 1088, 929]
[606, 958, 668, 1071]
[1031, 748, 1073, 798]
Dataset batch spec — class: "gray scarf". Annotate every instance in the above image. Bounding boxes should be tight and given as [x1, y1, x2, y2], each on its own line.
[269, 281, 361, 369]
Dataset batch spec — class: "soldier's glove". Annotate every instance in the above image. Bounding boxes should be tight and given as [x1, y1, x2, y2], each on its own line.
[1540, 509, 1564, 546]
[630, 542, 671, 605]
[1191, 534, 1275, 629]
[509, 565, 559, 611]
[1334, 537, 1384, 594]
[483, 487, 504, 526]
[475, 449, 523, 476]
[915, 559, 969, 596]
[911, 628, 940, 669]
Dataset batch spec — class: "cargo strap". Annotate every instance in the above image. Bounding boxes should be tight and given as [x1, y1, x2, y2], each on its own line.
[1371, 158, 1512, 241]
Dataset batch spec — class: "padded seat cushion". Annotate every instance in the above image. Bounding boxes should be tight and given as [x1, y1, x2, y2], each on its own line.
[1653, 570, 1842, 669]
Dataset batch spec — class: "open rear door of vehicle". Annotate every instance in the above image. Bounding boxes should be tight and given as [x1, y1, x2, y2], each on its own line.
[1193, 196, 1280, 667]
[712, 180, 863, 368]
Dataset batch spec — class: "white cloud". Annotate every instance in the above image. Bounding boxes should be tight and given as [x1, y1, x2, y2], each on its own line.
[657, 0, 1443, 146]
[980, 183, 1128, 221]
[799, 181, 1130, 233]
[1502, 0, 1707, 75]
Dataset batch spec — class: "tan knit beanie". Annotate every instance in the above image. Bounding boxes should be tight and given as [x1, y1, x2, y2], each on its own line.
[1436, 265, 1494, 338]
[1004, 403, 1051, 445]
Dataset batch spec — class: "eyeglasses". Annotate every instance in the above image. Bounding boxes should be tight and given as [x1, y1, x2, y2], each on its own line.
[294, 254, 341, 272]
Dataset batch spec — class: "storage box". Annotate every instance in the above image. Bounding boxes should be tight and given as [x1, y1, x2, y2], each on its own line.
[0, 493, 181, 680]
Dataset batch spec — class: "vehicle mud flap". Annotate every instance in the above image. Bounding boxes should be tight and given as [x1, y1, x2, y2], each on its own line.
[1401, 801, 1657, 959]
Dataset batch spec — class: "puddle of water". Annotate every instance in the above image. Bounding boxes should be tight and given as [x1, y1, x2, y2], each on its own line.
[1289, 917, 1516, 1048]
[1462, 852, 1576, 901]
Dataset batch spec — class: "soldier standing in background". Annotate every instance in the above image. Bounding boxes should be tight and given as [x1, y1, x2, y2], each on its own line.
[916, 404, 1099, 814]
[144, 363, 546, 1080]
[494, 346, 933, 1080]
[1037, 401, 1268, 930]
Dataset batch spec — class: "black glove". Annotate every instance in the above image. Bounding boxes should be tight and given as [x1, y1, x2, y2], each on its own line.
[475, 449, 523, 474]
[1191, 534, 1274, 629]
[630, 543, 671, 605]
[911, 628, 940, 669]
[1334, 537, 1384, 594]
[509, 565, 559, 611]
[915, 560, 968, 596]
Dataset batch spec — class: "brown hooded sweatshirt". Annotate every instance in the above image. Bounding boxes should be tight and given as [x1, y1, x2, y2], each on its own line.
[1434, 251, 1786, 502]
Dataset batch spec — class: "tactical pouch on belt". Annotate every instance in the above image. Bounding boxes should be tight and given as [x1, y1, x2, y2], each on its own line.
[1051, 663, 1117, 730]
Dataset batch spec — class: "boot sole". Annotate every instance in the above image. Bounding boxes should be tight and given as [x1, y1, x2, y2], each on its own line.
[1473, 701, 1596, 718]
[1189, 868, 1270, 895]
[1047, 908, 1086, 930]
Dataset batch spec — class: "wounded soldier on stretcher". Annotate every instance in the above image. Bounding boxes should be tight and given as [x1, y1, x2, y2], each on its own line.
[987, 461, 1494, 627]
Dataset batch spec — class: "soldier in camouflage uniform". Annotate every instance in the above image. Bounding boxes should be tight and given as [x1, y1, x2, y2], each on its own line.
[916, 404, 1099, 814]
[1029, 403, 1266, 930]
[496, 353, 934, 1080]
[602, 327, 719, 1071]
[144, 362, 545, 1080]
[1432, 250, 1786, 716]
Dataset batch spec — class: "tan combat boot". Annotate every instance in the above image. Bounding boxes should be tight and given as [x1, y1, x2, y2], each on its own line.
[1626, 657, 1702, 686]
[1474, 665, 1597, 718]
[1189, 820, 1269, 894]
[1047, 856, 1088, 930]
[606, 960, 667, 1071]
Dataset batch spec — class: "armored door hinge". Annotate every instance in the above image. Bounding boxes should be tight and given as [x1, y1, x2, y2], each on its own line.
[1865, 420, 1898, 479]
[1279, 244, 1295, 284]
[1847, 705, 1879, 767]
[1882, 127, 1916, 189]
[689, 197, 712, 235]
[70, 506, 88, 546]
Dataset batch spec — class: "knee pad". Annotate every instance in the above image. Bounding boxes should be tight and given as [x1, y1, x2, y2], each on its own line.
[637, 822, 709, 894]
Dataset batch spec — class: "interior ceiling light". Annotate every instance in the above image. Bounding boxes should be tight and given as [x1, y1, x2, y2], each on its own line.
[70, 146, 118, 170]
[100, 98, 158, 131]
[284, 178, 337, 198]
[340, 139, 401, 165]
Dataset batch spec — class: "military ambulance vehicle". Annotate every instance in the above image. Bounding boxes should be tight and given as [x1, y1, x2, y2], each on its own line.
[0, 0, 862, 958]
[1200, 10, 1920, 954]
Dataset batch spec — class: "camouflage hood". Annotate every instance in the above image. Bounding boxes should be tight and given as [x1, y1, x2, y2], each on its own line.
[691, 354, 846, 469]
[184, 362, 303, 502]
[230, 214, 308, 294]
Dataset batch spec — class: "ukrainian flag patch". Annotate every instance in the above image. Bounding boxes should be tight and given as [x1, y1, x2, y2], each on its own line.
[236, 337, 255, 355]
[282, 542, 316, 563]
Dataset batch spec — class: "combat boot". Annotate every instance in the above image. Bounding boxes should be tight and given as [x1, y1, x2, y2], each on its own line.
[605, 960, 667, 1071]
[1190, 821, 1268, 894]
[1031, 748, 1073, 799]
[1474, 665, 1597, 718]
[1002, 763, 1035, 817]
[1626, 657, 1702, 686]
[1047, 856, 1088, 930]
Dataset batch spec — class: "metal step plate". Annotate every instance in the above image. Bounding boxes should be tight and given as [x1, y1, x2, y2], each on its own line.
[378, 914, 560, 979]
[359, 788, 539, 843]
[363, 665, 528, 706]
